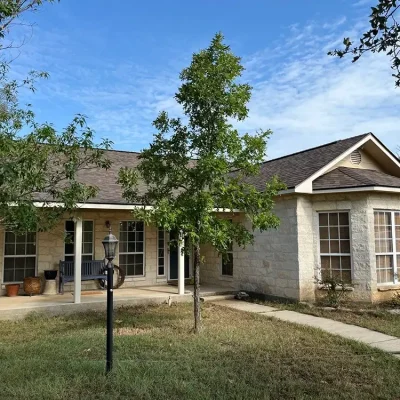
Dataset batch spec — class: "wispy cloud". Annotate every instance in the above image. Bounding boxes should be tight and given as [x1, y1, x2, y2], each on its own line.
[238, 16, 400, 158]
[353, 0, 373, 7]
[10, 11, 400, 158]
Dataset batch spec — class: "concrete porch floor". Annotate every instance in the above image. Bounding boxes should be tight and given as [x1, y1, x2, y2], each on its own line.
[0, 285, 234, 320]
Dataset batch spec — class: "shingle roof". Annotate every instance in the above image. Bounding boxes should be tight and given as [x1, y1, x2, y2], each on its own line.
[77, 150, 144, 204]
[73, 133, 370, 204]
[313, 167, 400, 191]
[231, 133, 369, 190]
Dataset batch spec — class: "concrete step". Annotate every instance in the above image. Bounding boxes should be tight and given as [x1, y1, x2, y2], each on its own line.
[202, 294, 235, 302]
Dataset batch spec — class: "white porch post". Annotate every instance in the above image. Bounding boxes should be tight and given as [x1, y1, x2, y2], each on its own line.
[178, 234, 185, 295]
[73, 218, 83, 304]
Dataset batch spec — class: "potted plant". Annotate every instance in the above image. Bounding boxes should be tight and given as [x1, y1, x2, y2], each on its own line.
[5, 283, 20, 297]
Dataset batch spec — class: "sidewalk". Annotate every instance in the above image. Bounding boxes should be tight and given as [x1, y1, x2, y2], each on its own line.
[211, 299, 400, 358]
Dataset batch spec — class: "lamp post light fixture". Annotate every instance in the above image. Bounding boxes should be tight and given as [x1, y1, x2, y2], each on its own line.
[102, 228, 118, 374]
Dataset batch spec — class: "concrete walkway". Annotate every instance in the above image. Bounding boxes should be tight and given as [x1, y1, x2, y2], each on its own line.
[0, 285, 234, 321]
[211, 299, 400, 358]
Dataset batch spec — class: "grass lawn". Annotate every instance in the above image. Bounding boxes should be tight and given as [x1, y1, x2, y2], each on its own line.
[1, 303, 400, 400]
[257, 299, 400, 338]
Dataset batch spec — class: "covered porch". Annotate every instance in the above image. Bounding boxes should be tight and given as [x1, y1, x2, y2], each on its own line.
[69, 218, 190, 304]
[0, 284, 233, 320]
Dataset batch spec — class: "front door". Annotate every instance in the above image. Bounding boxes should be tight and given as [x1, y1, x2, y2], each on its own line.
[168, 230, 190, 280]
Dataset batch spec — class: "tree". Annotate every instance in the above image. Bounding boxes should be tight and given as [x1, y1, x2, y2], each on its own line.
[118, 33, 284, 333]
[0, 0, 112, 233]
[329, 0, 400, 87]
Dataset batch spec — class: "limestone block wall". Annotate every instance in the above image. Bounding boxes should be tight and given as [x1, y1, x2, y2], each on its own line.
[296, 195, 315, 302]
[200, 213, 242, 291]
[201, 196, 301, 299]
[0, 210, 163, 295]
[298, 192, 373, 302]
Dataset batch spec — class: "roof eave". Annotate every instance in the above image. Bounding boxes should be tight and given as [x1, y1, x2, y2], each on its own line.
[312, 186, 400, 194]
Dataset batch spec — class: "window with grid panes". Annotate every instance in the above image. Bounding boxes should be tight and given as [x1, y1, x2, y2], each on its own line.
[374, 211, 400, 284]
[119, 221, 145, 276]
[157, 227, 166, 276]
[222, 241, 233, 276]
[64, 220, 94, 262]
[3, 232, 36, 282]
[319, 212, 351, 283]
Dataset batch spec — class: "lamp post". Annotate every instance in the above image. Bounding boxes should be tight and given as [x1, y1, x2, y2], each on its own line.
[102, 228, 118, 374]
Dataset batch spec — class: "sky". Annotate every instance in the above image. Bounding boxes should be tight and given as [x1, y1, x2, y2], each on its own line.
[7, 0, 400, 159]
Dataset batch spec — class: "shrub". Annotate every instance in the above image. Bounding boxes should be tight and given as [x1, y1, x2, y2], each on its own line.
[315, 273, 353, 308]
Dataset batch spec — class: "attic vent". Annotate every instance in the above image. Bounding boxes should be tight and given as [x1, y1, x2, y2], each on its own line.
[350, 150, 362, 165]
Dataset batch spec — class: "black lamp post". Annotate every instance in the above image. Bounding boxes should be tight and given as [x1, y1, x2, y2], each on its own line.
[102, 228, 118, 374]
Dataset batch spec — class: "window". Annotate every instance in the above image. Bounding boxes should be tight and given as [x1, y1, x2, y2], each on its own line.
[319, 212, 351, 283]
[374, 211, 400, 285]
[157, 228, 166, 276]
[119, 221, 145, 276]
[222, 241, 233, 276]
[64, 220, 94, 262]
[3, 232, 36, 283]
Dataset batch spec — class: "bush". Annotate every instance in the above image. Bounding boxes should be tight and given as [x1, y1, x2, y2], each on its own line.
[315, 274, 353, 308]
[390, 291, 400, 308]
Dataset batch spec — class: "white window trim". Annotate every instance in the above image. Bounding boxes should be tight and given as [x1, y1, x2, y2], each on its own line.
[82, 220, 95, 260]
[374, 210, 400, 286]
[3, 231, 38, 284]
[157, 228, 167, 277]
[119, 220, 146, 277]
[63, 220, 95, 261]
[317, 211, 353, 282]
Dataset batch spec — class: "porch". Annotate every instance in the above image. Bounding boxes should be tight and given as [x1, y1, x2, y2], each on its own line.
[0, 284, 234, 320]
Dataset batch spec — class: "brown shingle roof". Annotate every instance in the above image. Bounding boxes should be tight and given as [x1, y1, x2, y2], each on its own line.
[313, 167, 400, 191]
[232, 133, 369, 190]
[77, 150, 144, 204]
[73, 133, 370, 204]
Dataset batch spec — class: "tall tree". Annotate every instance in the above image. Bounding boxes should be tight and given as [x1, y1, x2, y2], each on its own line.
[118, 33, 284, 333]
[0, 0, 112, 232]
[329, 0, 400, 87]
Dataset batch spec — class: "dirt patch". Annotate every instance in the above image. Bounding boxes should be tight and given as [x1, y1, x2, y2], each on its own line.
[114, 327, 153, 336]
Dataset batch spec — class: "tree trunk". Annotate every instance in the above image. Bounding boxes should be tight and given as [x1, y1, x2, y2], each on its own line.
[193, 243, 201, 333]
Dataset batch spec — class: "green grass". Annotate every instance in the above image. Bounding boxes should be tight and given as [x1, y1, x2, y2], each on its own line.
[255, 299, 400, 338]
[1, 303, 400, 399]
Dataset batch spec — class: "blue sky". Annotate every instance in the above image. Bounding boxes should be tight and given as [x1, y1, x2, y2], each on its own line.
[9, 0, 400, 158]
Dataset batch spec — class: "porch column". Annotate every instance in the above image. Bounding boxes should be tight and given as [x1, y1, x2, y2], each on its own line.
[73, 218, 83, 304]
[178, 235, 185, 295]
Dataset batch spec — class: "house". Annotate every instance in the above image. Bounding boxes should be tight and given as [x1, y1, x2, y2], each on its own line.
[1, 132, 399, 303]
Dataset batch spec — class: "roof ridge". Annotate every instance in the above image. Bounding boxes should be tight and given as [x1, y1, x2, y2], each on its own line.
[104, 148, 142, 155]
[229, 133, 371, 174]
[266, 133, 370, 163]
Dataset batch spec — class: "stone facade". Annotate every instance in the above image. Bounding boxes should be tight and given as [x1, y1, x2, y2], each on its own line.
[2, 192, 400, 301]
[201, 191, 400, 303]
[0, 210, 163, 296]
[201, 196, 301, 299]
[298, 192, 373, 302]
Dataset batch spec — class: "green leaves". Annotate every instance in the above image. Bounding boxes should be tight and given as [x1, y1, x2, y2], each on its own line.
[329, 0, 400, 87]
[119, 32, 284, 259]
[0, 114, 112, 233]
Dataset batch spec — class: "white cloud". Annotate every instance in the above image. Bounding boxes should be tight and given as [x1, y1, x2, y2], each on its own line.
[353, 0, 373, 7]
[239, 17, 400, 158]
[10, 13, 400, 158]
